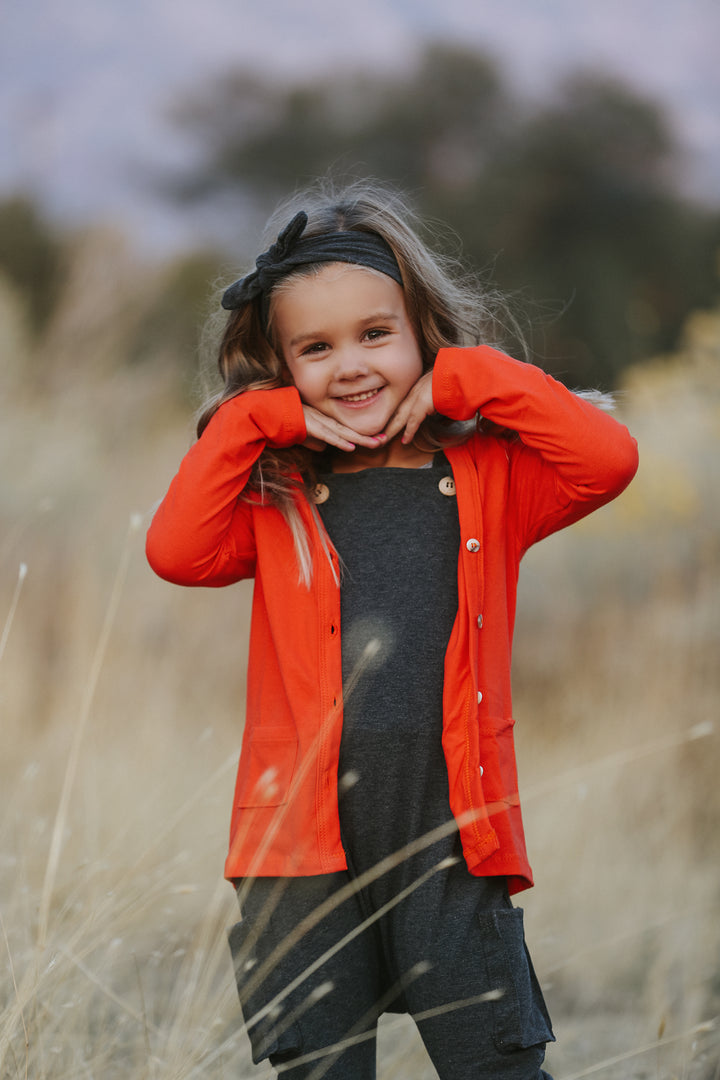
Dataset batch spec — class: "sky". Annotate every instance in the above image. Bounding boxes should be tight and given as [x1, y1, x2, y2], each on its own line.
[1, 0, 719, 256]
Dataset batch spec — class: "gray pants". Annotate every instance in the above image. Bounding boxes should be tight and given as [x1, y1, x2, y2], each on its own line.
[229, 869, 554, 1080]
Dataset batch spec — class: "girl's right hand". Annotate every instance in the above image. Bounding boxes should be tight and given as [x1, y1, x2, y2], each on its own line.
[301, 405, 386, 453]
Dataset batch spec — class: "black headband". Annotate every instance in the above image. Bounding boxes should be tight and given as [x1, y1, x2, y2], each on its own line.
[221, 210, 403, 319]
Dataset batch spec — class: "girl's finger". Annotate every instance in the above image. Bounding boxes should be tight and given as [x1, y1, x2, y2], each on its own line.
[306, 419, 355, 451]
[384, 373, 435, 443]
[399, 400, 430, 444]
[400, 410, 424, 445]
[303, 408, 385, 452]
[323, 428, 387, 451]
[382, 404, 409, 443]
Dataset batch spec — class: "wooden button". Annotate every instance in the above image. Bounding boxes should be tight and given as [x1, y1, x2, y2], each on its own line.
[312, 483, 330, 504]
[438, 475, 456, 496]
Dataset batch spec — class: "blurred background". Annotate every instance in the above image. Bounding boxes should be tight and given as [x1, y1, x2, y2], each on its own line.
[1, 2, 719, 1077]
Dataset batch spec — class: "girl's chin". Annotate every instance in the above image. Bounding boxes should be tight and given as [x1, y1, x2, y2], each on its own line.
[333, 404, 392, 437]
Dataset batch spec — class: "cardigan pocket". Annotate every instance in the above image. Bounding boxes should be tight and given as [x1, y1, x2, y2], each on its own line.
[477, 906, 555, 1051]
[234, 728, 298, 808]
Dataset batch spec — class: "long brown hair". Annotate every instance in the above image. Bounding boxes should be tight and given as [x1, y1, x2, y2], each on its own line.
[197, 180, 517, 583]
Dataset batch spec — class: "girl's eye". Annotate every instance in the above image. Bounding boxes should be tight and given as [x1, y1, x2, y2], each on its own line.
[301, 342, 329, 357]
[365, 328, 389, 342]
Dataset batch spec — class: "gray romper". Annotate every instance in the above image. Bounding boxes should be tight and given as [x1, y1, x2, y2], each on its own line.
[229, 455, 554, 1080]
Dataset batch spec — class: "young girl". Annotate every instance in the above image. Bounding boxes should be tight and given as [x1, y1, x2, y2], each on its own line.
[146, 183, 638, 1080]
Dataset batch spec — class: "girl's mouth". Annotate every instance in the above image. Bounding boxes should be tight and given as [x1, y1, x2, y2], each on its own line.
[337, 388, 382, 406]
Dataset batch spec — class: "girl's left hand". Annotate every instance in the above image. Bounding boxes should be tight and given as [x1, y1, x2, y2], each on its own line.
[383, 371, 435, 444]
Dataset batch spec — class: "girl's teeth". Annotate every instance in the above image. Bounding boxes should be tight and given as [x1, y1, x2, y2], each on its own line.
[342, 390, 378, 402]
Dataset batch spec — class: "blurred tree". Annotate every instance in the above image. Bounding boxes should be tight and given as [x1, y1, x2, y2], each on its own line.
[170, 45, 507, 202]
[168, 47, 720, 387]
[464, 75, 720, 384]
[0, 195, 66, 336]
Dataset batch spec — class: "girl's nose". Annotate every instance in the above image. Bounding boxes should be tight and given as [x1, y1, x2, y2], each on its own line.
[335, 347, 369, 380]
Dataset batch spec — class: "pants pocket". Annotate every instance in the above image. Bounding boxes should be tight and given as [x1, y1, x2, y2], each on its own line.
[476, 906, 555, 1052]
[228, 919, 303, 1065]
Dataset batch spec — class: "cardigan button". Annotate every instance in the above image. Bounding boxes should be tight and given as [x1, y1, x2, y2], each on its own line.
[477, 691, 483, 703]
[466, 538, 481, 553]
[312, 483, 330, 504]
[438, 475, 456, 496]
[478, 765, 484, 777]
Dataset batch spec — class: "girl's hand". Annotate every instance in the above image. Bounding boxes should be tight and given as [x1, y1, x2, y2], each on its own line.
[383, 371, 435, 445]
[301, 405, 387, 453]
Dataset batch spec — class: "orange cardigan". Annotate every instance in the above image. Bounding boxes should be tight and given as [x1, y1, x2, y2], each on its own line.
[146, 347, 638, 894]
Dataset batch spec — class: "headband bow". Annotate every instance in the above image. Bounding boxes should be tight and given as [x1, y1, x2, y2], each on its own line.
[221, 210, 403, 317]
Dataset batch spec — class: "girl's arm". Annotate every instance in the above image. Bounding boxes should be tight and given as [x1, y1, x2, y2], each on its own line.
[432, 346, 638, 547]
[146, 387, 306, 586]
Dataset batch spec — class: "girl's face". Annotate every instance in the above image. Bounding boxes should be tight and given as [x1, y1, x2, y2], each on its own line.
[272, 264, 423, 438]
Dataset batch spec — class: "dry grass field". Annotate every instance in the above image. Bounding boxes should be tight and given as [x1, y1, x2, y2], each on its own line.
[1, 234, 719, 1078]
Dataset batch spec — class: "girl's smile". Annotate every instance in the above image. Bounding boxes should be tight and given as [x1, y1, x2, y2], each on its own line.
[336, 388, 382, 405]
[272, 264, 424, 439]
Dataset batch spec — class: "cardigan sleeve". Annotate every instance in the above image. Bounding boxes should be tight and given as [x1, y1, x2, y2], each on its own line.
[432, 346, 638, 550]
[146, 387, 306, 586]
